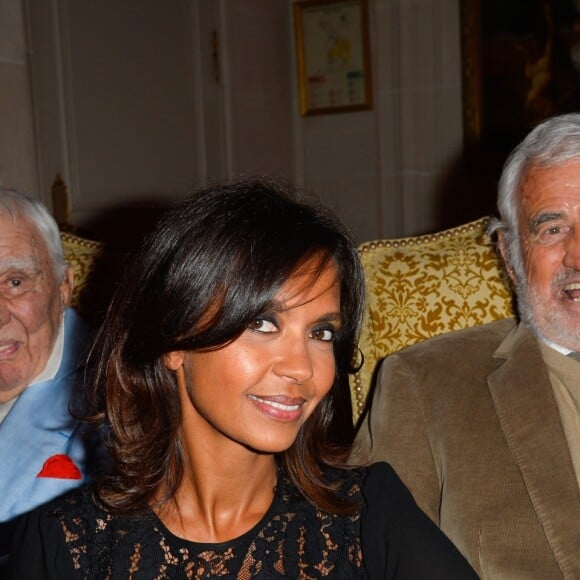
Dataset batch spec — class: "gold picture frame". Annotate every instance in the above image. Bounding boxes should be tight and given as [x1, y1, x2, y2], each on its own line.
[294, 0, 372, 116]
[461, 0, 580, 171]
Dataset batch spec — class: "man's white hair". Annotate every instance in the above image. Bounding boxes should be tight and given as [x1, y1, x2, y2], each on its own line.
[0, 189, 68, 281]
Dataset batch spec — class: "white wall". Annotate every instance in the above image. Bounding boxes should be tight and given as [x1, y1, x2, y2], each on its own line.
[0, 0, 38, 198]
[26, 0, 204, 235]
[23, 0, 296, 242]
[3, 0, 472, 244]
[221, 1, 295, 178]
[293, 0, 464, 241]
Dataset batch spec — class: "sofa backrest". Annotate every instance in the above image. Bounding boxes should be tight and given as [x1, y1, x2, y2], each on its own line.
[350, 217, 514, 422]
[60, 231, 126, 325]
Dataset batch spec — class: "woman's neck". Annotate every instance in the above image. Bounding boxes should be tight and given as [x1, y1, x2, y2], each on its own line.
[154, 434, 278, 543]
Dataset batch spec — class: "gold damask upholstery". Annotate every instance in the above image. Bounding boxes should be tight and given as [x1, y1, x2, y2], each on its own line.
[60, 231, 104, 310]
[350, 217, 514, 422]
[60, 231, 124, 324]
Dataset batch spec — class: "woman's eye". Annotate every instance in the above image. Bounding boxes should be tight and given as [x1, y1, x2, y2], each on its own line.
[311, 327, 335, 342]
[9, 278, 22, 287]
[248, 318, 277, 333]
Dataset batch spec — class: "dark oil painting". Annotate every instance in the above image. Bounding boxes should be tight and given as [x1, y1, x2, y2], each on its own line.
[462, 0, 580, 166]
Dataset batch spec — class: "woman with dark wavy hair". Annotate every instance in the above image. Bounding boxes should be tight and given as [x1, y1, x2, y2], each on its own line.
[7, 178, 477, 579]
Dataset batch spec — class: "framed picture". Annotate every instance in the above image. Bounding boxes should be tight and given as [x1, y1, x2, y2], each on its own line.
[293, 0, 372, 116]
[461, 0, 580, 170]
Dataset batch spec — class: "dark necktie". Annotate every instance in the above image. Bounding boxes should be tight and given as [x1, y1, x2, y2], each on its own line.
[567, 351, 580, 362]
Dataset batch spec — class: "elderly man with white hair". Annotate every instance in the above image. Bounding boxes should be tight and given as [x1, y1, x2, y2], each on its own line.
[0, 190, 95, 558]
[352, 114, 580, 579]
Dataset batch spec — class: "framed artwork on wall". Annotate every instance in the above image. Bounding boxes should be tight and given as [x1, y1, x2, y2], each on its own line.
[461, 0, 580, 171]
[293, 0, 372, 116]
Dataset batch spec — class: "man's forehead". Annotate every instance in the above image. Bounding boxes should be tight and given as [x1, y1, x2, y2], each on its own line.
[519, 161, 580, 209]
[521, 159, 580, 185]
[0, 214, 48, 263]
[0, 211, 43, 239]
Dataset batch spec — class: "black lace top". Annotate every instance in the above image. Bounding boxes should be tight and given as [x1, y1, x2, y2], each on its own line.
[6, 463, 478, 579]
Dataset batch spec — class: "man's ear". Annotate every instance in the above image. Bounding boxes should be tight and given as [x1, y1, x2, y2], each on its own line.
[164, 351, 184, 370]
[497, 230, 517, 286]
[59, 266, 74, 307]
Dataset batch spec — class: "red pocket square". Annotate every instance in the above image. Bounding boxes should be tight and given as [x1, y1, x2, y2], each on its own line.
[37, 454, 82, 480]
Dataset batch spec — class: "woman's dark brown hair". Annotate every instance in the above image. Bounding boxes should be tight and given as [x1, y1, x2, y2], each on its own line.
[90, 177, 365, 515]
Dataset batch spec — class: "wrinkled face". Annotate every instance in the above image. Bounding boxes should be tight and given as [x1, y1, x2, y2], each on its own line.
[0, 214, 72, 402]
[165, 259, 341, 456]
[502, 161, 580, 350]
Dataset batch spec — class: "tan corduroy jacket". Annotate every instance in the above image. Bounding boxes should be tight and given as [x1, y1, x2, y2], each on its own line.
[351, 318, 580, 580]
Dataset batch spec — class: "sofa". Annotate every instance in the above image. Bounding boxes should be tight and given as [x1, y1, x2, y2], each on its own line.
[349, 217, 514, 423]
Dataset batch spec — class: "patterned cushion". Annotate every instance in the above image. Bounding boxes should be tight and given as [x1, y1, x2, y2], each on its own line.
[350, 217, 514, 422]
[60, 231, 124, 325]
[60, 232, 104, 310]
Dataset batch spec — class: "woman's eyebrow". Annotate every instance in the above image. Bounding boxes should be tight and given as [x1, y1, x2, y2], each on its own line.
[265, 301, 342, 324]
[315, 312, 342, 324]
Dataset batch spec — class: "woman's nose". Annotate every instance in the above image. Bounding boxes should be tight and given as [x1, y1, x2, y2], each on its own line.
[273, 337, 314, 384]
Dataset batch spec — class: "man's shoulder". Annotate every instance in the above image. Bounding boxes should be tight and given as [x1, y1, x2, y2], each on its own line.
[64, 308, 92, 338]
[397, 317, 517, 360]
[376, 317, 521, 387]
[62, 308, 94, 363]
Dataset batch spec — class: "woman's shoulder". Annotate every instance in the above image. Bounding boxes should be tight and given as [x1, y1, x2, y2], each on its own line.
[322, 462, 402, 503]
[361, 461, 414, 503]
[359, 462, 479, 580]
[18, 485, 154, 554]
[6, 486, 101, 579]
[323, 464, 368, 492]
[11, 484, 132, 555]
[31, 485, 112, 528]
[359, 461, 431, 537]
[7, 485, 161, 579]
[18, 484, 96, 528]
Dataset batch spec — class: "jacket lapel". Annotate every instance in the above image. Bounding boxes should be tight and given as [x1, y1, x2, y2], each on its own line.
[488, 324, 580, 579]
[0, 374, 81, 521]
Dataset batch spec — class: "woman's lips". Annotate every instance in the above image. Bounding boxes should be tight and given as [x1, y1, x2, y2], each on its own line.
[247, 394, 306, 421]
